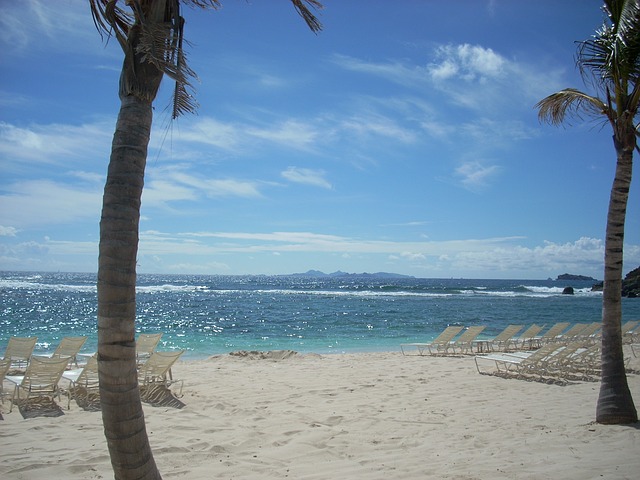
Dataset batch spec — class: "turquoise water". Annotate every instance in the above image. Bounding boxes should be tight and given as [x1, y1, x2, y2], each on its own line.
[2, 271, 639, 359]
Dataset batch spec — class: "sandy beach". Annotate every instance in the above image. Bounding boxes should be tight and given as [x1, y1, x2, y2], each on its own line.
[1, 349, 639, 480]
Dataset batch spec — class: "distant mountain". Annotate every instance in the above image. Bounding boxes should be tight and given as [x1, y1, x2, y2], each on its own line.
[287, 270, 415, 279]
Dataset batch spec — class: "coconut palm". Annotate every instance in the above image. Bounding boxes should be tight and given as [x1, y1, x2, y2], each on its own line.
[88, 1, 322, 478]
[536, 0, 639, 424]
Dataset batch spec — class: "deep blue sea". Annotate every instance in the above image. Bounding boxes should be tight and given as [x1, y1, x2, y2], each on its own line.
[2, 271, 640, 359]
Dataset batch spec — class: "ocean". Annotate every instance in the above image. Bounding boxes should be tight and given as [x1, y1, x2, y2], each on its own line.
[2, 271, 639, 359]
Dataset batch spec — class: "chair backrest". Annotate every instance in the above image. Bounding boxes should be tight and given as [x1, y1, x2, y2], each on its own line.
[518, 324, 544, 340]
[21, 356, 70, 394]
[492, 325, 523, 342]
[136, 333, 163, 356]
[621, 320, 639, 335]
[139, 350, 184, 382]
[3, 336, 38, 364]
[539, 322, 570, 341]
[52, 336, 88, 360]
[0, 357, 10, 382]
[432, 326, 464, 344]
[454, 326, 486, 343]
[77, 354, 99, 388]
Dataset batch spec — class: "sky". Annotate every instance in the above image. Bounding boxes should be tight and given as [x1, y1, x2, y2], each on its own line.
[1, 0, 639, 279]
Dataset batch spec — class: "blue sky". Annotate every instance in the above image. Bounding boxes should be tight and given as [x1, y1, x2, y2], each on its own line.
[1, 0, 639, 279]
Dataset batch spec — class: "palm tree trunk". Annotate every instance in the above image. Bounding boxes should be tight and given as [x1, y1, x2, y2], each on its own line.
[596, 127, 638, 424]
[98, 93, 162, 479]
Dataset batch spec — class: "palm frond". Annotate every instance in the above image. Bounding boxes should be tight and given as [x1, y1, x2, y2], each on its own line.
[290, 0, 323, 33]
[536, 88, 610, 125]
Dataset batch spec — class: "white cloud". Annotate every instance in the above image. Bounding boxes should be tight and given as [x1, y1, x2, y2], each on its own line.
[0, 226, 18, 236]
[454, 161, 501, 190]
[281, 167, 332, 189]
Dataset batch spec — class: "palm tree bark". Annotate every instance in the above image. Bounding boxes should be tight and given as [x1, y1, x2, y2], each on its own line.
[596, 119, 638, 424]
[97, 19, 165, 480]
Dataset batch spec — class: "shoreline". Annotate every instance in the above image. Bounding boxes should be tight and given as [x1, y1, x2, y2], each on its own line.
[2, 350, 639, 479]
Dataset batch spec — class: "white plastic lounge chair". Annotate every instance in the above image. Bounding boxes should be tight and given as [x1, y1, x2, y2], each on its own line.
[62, 354, 99, 409]
[449, 326, 486, 354]
[6, 355, 70, 412]
[47, 336, 88, 367]
[138, 350, 184, 400]
[487, 325, 523, 352]
[400, 326, 464, 356]
[136, 333, 163, 365]
[2, 336, 38, 369]
[474, 342, 561, 377]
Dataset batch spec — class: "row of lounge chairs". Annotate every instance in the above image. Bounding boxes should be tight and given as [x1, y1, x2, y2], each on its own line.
[1, 333, 182, 414]
[474, 340, 604, 383]
[401, 320, 640, 357]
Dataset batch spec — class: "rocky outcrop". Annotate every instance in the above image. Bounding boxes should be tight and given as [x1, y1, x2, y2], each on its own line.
[562, 286, 575, 295]
[591, 266, 640, 297]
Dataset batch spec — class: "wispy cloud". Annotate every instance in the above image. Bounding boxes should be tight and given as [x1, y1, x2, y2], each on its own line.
[454, 161, 502, 191]
[281, 167, 332, 189]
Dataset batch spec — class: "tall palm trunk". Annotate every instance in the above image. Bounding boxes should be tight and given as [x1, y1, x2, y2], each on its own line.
[97, 21, 165, 480]
[596, 120, 638, 424]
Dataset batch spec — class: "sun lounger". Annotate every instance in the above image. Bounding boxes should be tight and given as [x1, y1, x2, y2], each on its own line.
[509, 324, 545, 350]
[0, 357, 11, 403]
[400, 326, 464, 356]
[46, 336, 88, 367]
[449, 326, 486, 354]
[62, 354, 99, 409]
[487, 325, 523, 352]
[6, 355, 70, 412]
[2, 336, 38, 369]
[474, 342, 561, 378]
[138, 350, 184, 401]
[136, 333, 163, 365]
[532, 322, 570, 345]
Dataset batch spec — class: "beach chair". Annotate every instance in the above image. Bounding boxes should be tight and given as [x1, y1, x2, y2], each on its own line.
[48, 336, 87, 367]
[474, 342, 561, 378]
[138, 350, 184, 401]
[0, 357, 10, 403]
[573, 322, 601, 344]
[449, 326, 486, 354]
[2, 336, 38, 369]
[621, 320, 639, 343]
[62, 354, 100, 409]
[400, 326, 464, 356]
[533, 322, 570, 346]
[509, 324, 545, 351]
[554, 323, 589, 343]
[6, 355, 70, 412]
[136, 333, 163, 365]
[487, 325, 523, 352]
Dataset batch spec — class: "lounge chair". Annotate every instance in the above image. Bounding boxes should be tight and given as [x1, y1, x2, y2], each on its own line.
[533, 322, 570, 346]
[138, 350, 184, 401]
[400, 326, 464, 356]
[6, 355, 70, 412]
[62, 354, 100, 409]
[136, 333, 163, 365]
[47, 336, 88, 367]
[2, 336, 38, 369]
[449, 326, 486, 354]
[487, 325, 523, 352]
[0, 357, 11, 403]
[622, 320, 639, 343]
[474, 342, 561, 378]
[554, 323, 590, 343]
[509, 324, 545, 351]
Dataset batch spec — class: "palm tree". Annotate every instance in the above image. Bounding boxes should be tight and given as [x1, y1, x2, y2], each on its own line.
[88, 1, 322, 478]
[536, 0, 639, 424]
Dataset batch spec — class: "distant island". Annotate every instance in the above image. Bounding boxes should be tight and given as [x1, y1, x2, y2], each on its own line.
[556, 273, 598, 282]
[286, 270, 415, 279]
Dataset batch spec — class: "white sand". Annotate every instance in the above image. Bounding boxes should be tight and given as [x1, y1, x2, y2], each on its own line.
[1, 349, 639, 479]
